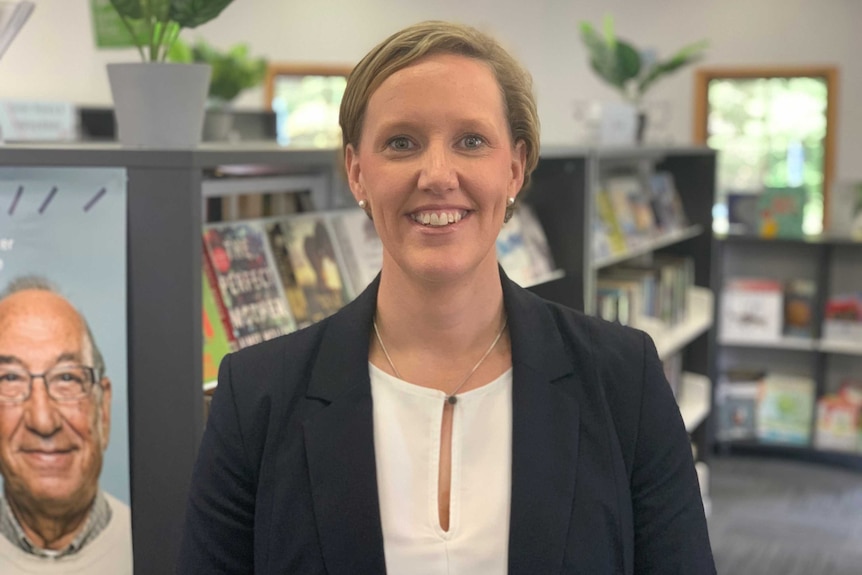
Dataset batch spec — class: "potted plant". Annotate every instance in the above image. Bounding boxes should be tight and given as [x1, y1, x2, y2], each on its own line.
[169, 39, 267, 141]
[580, 16, 708, 142]
[106, 0, 236, 148]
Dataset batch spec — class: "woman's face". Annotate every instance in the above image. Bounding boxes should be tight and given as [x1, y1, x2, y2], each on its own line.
[346, 53, 526, 284]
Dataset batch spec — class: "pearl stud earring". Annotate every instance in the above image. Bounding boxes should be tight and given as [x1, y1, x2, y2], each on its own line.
[358, 200, 367, 209]
[507, 197, 515, 206]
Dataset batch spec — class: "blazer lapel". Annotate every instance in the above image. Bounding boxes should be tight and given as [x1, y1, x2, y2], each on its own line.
[303, 278, 387, 575]
[503, 274, 581, 575]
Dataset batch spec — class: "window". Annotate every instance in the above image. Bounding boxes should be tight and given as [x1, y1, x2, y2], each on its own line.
[694, 67, 837, 235]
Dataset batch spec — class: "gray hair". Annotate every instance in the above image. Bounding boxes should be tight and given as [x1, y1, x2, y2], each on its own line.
[0, 275, 106, 381]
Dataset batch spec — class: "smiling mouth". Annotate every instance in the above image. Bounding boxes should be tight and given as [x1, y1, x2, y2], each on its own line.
[410, 210, 469, 227]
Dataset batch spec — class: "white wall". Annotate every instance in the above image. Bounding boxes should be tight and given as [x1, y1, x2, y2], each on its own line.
[2, 0, 860, 178]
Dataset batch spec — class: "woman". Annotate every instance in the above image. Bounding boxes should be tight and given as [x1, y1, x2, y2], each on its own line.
[178, 21, 715, 575]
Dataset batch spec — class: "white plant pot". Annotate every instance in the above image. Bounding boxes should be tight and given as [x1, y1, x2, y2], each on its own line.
[107, 62, 211, 149]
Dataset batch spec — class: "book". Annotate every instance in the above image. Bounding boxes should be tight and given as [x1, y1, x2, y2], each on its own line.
[783, 278, 817, 338]
[594, 189, 628, 256]
[716, 369, 764, 441]
[827, 181, 862, 239]
[720, 278, 784, 343]
[603, 175, 642, 246]
[265, 215, 350, 329]
[647, 171, 688, 232]
[497, 205, 555, 286]
[814, 394, 860, 452]
[756, 373, 815, 445]
[822, 293, 862, 341]
[330, 209, 384, 296]
[202, 221, 296, 349]
[757, 186, 806, 238]
[202, 267, 233, 390]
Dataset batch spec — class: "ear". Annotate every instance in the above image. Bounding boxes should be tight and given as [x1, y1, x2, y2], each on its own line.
[509, 140, 527, 199]
[97, 378, 112, 451]
[345, 144, 366, 205]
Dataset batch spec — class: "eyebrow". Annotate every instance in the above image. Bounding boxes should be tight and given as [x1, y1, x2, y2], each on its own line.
[0, 355, 21, 365]
[0, 352, 83, 367]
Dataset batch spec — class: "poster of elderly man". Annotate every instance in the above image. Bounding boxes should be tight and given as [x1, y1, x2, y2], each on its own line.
[0, 168, 131, 574]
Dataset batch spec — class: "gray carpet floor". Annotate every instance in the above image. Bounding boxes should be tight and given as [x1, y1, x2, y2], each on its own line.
[708, 455, 862, 575]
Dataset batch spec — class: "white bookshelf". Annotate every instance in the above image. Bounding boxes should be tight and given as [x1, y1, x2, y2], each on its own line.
[592, 224, 704, 270]
[638, 286, 714, 360]
[679, 373, 712, 432]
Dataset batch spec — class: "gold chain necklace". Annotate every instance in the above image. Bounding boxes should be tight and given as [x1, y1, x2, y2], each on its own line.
[372, 315, 508, 405]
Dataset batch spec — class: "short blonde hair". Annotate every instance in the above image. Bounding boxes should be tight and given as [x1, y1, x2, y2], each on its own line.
[339, 20, 540, 192]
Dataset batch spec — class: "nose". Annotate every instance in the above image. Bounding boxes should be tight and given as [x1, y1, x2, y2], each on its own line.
[417, 141, 458, 194]
[22, 376, 63, 437]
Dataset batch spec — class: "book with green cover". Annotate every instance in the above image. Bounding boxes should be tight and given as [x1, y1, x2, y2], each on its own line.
[202, 268, 233, 389]
[757, 186, 806, 238]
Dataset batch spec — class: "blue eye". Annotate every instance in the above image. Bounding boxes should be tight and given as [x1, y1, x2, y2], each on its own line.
[387, 137, 413, 151]
[462, 135, 485, 149]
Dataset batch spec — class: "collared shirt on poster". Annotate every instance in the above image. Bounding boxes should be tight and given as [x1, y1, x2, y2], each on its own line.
[0, 490, 112, 558]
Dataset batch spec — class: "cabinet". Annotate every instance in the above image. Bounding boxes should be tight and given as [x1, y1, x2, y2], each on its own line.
[714, 234, 862, 469]
[524, 146, 717, 506]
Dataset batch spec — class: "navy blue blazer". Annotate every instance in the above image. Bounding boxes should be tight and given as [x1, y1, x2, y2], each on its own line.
[178, 271, 715, 574]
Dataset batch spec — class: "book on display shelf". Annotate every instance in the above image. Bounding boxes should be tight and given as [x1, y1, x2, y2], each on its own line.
[783, 278, 817, 338]
[822, 293, 862, 342]
[828, 181, 862, 239]
[594, 189, 628, 257]
[264, 214, 350, 329]
[715, 369, 764, 442]
[814, 393, 861, 453]
[646, 171, 688, 233]
[719, 278, 784, 343]
[756, 373, 815, 446]
[756, 186, 806, 239]
[603, 175, 644, 246]
[330, 208, 384, 296]
[497, 205, 556, 286]
[202, 221, 296, 349]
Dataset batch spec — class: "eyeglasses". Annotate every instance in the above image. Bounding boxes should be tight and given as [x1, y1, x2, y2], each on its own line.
[0, 364, 99, 404]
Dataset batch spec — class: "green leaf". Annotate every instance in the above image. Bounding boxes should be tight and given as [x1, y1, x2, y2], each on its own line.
[167, 37, 193, 62]
[615, 40, 642, 83]
[169, 0, 236, 29]
[148, 0, 172, 21]
[109, 0, 144, 19]
[637, 39, 708, 96]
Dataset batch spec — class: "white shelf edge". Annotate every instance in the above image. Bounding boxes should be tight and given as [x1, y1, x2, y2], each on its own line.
[203, 380, 218, 392]
[679, 372, 711, 432]
[695, 461, 711, 517]
[639, 287, 714, 360]
[521, 268, 566, 289]
[818, 339, 862, 356]
[717, 335, 818, 351]
[717, 336, 862, 356]
[593, 225, 704, 270]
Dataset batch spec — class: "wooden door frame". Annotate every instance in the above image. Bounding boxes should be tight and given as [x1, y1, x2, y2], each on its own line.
[263, 63, 353, 111]
[693, 66, 838, 227]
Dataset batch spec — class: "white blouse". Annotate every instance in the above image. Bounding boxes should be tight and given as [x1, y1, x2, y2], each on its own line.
[369, 363, 513, 575]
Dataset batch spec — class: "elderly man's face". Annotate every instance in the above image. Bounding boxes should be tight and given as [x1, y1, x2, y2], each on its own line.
[0, 290, 111, 517]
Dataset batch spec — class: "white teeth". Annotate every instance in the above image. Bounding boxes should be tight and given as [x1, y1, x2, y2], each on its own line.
[412, 211, 465, 227]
